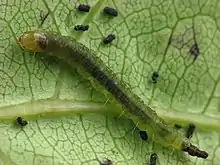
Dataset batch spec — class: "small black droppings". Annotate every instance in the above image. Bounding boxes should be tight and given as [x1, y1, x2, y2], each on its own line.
[78, 4, 90, 12]
[74, 25, 89, 31]
[186, 123, 196, 139]
[103, 34, 115, 44]
[190, 42, 200, 61]
[174, 123, 182, 129]
[21, 120, 28, 126]
[17, 117, 23, 125]
[16, 117, 28, 127]
[99, 158, 113, 165]
[150, 153, 158, 165]
[139, 131, 148, 141]
[103, 7, 118, 17]
[152, 72, 159, 84]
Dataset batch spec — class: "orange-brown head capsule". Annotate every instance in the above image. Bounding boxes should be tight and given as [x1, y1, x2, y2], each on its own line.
[18, 31, 47, 52]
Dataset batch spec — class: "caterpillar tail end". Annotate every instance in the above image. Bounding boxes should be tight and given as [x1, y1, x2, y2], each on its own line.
[182, 144, 208, 159]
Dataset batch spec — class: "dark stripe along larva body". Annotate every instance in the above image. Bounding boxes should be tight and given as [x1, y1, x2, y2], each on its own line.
[18, 31, 208, 159]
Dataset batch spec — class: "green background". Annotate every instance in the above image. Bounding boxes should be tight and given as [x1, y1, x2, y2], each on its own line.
[0, 0, 219, 164]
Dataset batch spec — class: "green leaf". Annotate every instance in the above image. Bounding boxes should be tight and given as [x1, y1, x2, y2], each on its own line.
[0, 0, 219, 165]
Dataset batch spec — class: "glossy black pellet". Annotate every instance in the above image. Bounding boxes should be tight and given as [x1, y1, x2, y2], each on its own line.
[152, 72, 159, 83]
[16, 117, 28, 126]
[103, 34, 115, 44]
[17, 117, 23, 125]
[139, 131, 148, 140]
[78, 4, 90, 12]
[21, 120, 28, 126]
[74, 25, 89, 31]
[103, 7, 118, 17]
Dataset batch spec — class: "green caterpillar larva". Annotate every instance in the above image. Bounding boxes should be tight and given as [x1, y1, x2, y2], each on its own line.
[18, 30, 208, 159]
